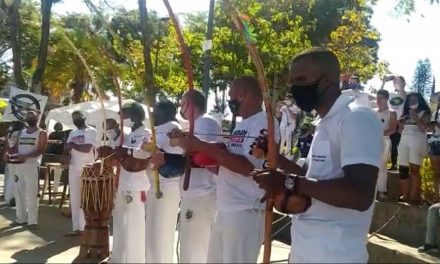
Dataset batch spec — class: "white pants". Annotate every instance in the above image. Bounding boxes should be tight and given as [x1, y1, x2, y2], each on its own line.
[4, 164, 16, 202]
[280, 125, 295, 156]
[145, 182, 180, 263]
[398, 133, 427, 166]
[14, 163, 39, 225]
[68, 165, 85, 231]
[51, 167, 63, 193]
[179, 191, 216, 263]
[111, 190, 146, 263]
[378, 138, 391, 193]
[207, 209, 264, 263]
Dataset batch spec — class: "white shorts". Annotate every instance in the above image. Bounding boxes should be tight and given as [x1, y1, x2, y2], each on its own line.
[398, 133, 427, 166]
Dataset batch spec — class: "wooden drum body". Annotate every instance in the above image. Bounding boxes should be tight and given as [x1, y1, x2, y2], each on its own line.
[79, 162, 115, 260]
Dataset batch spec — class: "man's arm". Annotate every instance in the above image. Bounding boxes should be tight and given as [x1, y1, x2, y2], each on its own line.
[69, 143, 93, 153]
[196, 141, 255, 176]
[277, 154, 306, 176]
[296, 164, 378, 211]
[23, 130, 48, 158]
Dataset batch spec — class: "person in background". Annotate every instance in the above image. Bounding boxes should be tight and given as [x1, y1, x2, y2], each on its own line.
[428, 96, 440, 201]
[3, 121, 25, 206]
[342, 75, 374, 109]
[65, 111, 97, 236]
[385, 75, 407, 170]
[46, 122, 65, 194]
[145, 101, 185, 263]
[276, 93, 299, 159]
[11, 111, 48, 229]
[375, 90, 397, 200]
[211, 105, 224, 128]
[104, 118, 122, 149]
[296, 122, 314, 159]
[398, 92, 431, 204]
[418, 202, 440, 253]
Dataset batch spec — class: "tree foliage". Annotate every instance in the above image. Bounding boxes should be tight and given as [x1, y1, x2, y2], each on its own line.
[411, 58, 434, 98]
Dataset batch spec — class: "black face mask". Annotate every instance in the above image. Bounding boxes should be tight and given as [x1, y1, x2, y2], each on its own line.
[290, 77, 324, 112]
[73, 119, 85, 128]
[228, 99, 240, 115]
[27, 119, 38, 127]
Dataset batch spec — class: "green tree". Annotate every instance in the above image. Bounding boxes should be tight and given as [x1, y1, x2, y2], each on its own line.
[411, 58, 433, 98]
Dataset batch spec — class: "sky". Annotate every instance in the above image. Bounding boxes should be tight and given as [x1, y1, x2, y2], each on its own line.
[51, 0, 440, 95]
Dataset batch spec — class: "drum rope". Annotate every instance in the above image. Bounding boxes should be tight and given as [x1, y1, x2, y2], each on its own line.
[368, 203, 404, 239]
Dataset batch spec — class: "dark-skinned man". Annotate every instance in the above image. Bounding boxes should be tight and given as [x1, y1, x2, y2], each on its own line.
[173, 77, 280, 263]
[65, 111, 97, 236]
[11, 111, 47, 230]
[110, 102, 151, 263]
[253, 47, 383, 263]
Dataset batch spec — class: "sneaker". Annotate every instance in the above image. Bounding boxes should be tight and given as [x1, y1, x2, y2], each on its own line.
[418, 244, 439, 253]
[10, 220, 27, 227]
[389, 165, 397, 171]
[27, 224, 39, 230]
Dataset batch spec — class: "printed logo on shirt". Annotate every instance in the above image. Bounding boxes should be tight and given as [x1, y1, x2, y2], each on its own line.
[229, 129, 247, 148]
[71, 135, 85, 144]
[312, 154, 327, 163]
[185, 209, 193, 221]
[19, 137, 37, 146]
[14, 175, 19, 182]
[263, 160, 270, 169]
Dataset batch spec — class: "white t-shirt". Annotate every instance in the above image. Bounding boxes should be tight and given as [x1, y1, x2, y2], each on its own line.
[342, 89, 372, 109]
[216, 111, 280, 212]
[181, 114, 222, 197]
[375, 109, 391, 134]
[18, 128, 43, 165]
[291, 94, 382, 263]
[211, 112, 224, 128]
[107, 132, 124, 149]
[388, 92, 405, 119]
[118, 125, 152, 191]
[280, 104, 300, 129]
[147, 120, 184, 185]
[67, 127, 97, 166]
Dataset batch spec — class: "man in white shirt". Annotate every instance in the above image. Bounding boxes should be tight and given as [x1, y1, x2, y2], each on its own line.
[276, 93, 300, 159]
[170, 90, 222, 263]
[174, 77, 280, 263]
[110, 102, 152, 263]
[144, 101, 185, 263]
[253, 48, 382, 263]
[11, 111, 47, 230]
[341, 75, 374, 109]
[65, 111, 97, 236]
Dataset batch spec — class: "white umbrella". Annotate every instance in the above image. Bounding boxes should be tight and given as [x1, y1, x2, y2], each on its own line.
[45, 98, 151, 147]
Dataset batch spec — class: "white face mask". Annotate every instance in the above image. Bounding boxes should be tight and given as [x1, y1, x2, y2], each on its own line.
[284, 100, 293, 106]
[409, 103, 419, 110]
[123, 118, 134, 127]
[106, 129, 117, 140]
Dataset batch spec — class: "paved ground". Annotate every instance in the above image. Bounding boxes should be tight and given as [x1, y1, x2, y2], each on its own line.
[0, 174, 290, 263]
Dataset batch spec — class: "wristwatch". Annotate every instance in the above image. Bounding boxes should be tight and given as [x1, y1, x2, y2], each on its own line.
[285, 175, 296, 192]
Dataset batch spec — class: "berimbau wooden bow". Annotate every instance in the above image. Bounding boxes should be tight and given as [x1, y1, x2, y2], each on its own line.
[139, 0, 163, 199]
[163, 0, 195, 191]
[223, 1, 278, 263]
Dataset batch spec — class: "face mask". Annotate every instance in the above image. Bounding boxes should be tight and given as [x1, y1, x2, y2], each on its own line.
[349, 83, 359, 90]
[409, 103, 419, 110]
[284, 99, 293, 106]
[228, 99, 240, 115]
[27, 118, 38, 127]
[123, 118, 134, 127]
[290, 77, 324, 112]
[106, 129, 118, 140]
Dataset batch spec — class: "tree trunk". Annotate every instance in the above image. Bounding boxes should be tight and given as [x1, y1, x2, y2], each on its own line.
[8, 0, 27, 89]
[31, 0, 53, 94]
[71, 64, 87, 103]
[138, 0, 156, 106]
[202, 0, 215, 97]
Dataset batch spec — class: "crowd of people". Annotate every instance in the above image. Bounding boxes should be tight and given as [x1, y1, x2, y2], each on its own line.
[1, 46, 439, 262]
